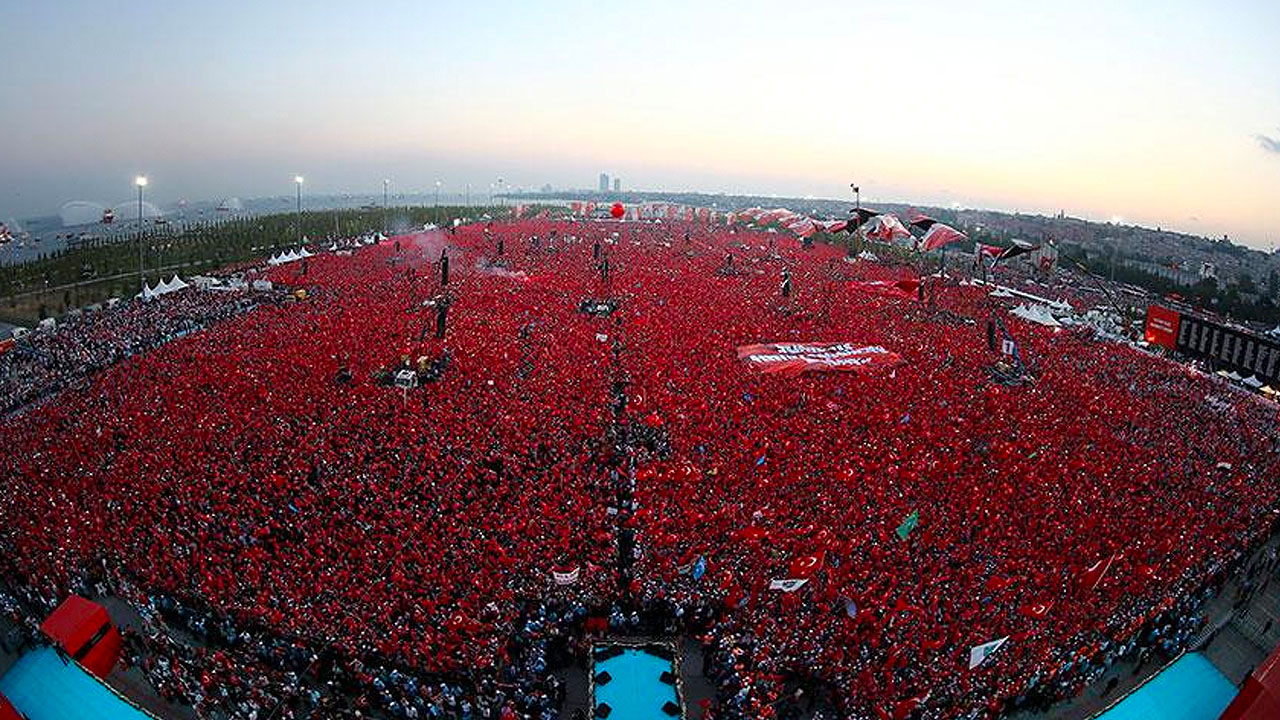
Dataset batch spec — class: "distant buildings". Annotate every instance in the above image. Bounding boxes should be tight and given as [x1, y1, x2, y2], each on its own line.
[613, 178, 621, 193]
[599, 173, 610, 193]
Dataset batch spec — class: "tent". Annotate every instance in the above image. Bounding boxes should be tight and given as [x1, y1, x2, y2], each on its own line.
[1010, 303, 1063, 328]
[39, 596, 121, 679]
[1218, 642, 1280, 720]
[0, 647, 155, 720]
[0, 693, 19, 720]
[1243, 375, 1264, 389]
[136, 275, 189, 300]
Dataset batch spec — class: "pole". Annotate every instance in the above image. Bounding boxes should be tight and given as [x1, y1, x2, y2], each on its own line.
[296, 181, 302, 246]
[137, 184, 144, 291]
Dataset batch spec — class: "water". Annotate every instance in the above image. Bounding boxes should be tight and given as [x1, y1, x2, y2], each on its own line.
[594, 647, 679, 720]
[1096, 652, 1237, 720]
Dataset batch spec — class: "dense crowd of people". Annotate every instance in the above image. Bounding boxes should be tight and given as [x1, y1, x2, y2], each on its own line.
[0, 288, 258, 414]
[1, 219, 1278, 719]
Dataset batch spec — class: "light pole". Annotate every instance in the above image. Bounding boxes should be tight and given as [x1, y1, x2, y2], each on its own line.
[135, 175, 147, 292]
[435, 180, 441, 208]
[294, 176, 304, 246]
[465, 183, 470, 207]
[850, 183, 862, 255]
[383, 178, 390, 233]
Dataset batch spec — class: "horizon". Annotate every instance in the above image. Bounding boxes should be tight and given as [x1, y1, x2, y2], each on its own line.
[2, 0, 1278, 247]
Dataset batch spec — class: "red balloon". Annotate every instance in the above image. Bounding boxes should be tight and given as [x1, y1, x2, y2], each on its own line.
[610, 202, 625, 219]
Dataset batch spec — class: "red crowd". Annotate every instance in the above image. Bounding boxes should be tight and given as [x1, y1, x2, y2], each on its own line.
[1, 218, 1278, 719]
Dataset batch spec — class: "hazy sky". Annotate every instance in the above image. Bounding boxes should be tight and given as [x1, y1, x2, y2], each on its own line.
[2, 0, 1278, 246]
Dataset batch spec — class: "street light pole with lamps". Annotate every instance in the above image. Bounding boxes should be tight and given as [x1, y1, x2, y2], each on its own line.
[294, 176, 304, 246]
[434, 180, 441, 208]
[135, 175, 148, 292]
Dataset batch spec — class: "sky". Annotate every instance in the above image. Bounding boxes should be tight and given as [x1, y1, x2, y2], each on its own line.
[1, 0, 1278, 246]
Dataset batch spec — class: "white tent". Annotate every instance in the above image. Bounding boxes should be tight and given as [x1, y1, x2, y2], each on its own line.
[1243, 375, 1264, 388]
[268, 249, 303, 266]
[1010, 303, 1062, 328]
[137, 275, 190, 300]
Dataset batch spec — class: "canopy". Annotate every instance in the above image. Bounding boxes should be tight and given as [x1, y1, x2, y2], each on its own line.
[136, 275, 189, 300]
[39, 596, 121, 678]
[0, 647, 155, 720]
[1220, 639, 1280, 720]
[1010, 303, 1062, 328]
[268, 249, 304, 265]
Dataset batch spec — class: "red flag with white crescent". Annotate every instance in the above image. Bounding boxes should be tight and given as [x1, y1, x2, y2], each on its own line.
[919, 223, 968, 252]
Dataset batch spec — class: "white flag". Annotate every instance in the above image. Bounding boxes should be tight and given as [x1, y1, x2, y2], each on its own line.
[769, 578, 809, 592]
[968, 636, 1009, 669]
[552, 567, 580, 586]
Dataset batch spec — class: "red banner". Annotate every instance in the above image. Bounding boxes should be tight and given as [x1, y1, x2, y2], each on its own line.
[1144, 305, 1180, 349]
[848, 279, 920, 300]
[737, 342, 903, 375]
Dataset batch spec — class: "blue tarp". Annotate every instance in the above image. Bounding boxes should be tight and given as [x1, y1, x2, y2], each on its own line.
[595, 647, 678, 720]
[1097, 652, 1237, 720]
[0, 647, 156, 720]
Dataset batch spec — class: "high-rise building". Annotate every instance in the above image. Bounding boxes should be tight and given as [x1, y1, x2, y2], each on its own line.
[613, 178, 621, 192]
[599, 173, 610, 192]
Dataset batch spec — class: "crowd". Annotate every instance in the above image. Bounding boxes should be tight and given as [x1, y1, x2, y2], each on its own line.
[0, 288, 258, 414]
[1, 218, 1278, 720]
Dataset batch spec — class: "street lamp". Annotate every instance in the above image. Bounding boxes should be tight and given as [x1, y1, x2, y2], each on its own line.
[294, 176, 304, 245]
[135, 175, 148, 292]
[435, 180, 442, 208]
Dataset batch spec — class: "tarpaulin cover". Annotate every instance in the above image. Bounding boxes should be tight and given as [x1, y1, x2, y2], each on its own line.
[40, 596, 121, 678]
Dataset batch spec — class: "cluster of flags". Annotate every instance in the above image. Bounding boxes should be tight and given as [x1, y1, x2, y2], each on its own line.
[729, 205, 976, 257]
[682, 504, 1139, 704]
[567, 201, 723, 223]
[728, 207, 848, 238]
[976, 237, 1040, 266]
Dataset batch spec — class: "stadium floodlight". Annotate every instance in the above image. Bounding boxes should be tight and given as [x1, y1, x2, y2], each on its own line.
[135, 175, 148, 188]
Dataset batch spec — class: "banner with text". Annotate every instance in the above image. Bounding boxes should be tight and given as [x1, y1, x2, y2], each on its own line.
[737, 342, 903, 376]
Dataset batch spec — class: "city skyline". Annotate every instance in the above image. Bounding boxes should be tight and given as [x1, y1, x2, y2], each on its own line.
[1, 0, 1278, 246]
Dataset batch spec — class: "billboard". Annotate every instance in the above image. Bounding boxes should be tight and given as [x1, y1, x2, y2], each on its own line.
[1144, 305, 1180, 349]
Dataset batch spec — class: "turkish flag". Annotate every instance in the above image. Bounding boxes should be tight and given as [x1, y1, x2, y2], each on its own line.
[1080, 554, 1115, 592]
[1019, 600, 1054, 620]
[788, 551, 826, 578]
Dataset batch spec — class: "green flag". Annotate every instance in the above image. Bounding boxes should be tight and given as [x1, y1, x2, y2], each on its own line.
[896, 510, 919, 540]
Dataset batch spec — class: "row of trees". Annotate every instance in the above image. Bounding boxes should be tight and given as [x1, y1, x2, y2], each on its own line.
[0, 205, 496, 322]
